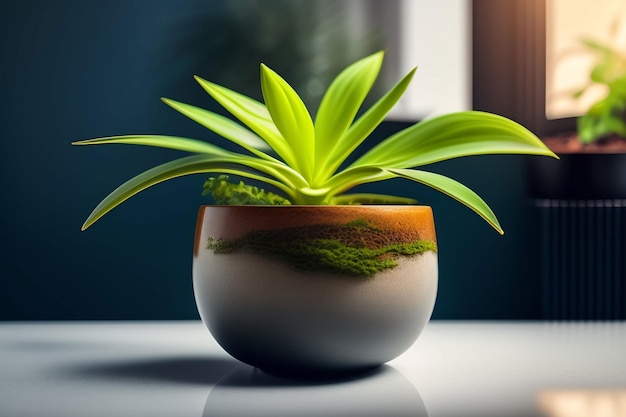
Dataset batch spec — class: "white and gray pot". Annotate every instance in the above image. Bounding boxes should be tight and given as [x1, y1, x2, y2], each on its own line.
[193, 205, 438, 376]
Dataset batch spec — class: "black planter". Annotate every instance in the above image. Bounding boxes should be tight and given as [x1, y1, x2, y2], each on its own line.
[526, 151, 626, 321]
[526, 152, 626, 200]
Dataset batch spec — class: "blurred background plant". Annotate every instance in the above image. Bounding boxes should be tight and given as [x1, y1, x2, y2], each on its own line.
[165, 0, 396, 110]
[573, 16, 626, 143]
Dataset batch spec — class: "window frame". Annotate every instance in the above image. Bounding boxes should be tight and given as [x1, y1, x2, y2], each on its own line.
[472, 0, 576, 136]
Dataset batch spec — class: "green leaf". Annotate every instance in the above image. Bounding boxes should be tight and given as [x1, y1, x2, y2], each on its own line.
[260, 63, 315, 180]
[389, 168, 504, 234]
[314, 51, 384, 175]
[317, 67, 417, 181]
[572, 87, 589, 99]
[326, 166, 394, 197]
[80, 154, 298, 230]
[161, 98, 275, 158]
[72, 135, 232, 155]
[352, 111, 558, 169]
[580, 38, 617, 56]
[194, 75, 298, 167]
[578, 92, 626, 142]
[76, 53, 560, 232]
[73, 136, 308, 196]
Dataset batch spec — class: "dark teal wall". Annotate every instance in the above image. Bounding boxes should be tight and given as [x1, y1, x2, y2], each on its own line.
[0, 0, 541, 320]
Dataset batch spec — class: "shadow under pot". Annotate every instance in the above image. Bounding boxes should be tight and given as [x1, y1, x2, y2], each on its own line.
[192, 205, 438, 377]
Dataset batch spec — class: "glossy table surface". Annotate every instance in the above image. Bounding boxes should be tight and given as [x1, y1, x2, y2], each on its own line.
[1, 321, 625, 417]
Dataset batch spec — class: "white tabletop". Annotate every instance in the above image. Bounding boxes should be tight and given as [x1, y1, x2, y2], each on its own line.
[1, 321, 625, 417]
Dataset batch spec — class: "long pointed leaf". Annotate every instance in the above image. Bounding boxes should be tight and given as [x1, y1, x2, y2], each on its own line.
[260, 63, 315, 180]
[161, 98, 275, 158]
[389, 168, 503, 234]
[314, 51, 383, 174]
[72, 136, 308, 191]
[72, 135, 231, 155]
[352, 111, 558, 169]
[81, 154, 298, 230]
[194, 75, 297, 167]
[317, 67, 417, 181]
[325, 166, 394, 197]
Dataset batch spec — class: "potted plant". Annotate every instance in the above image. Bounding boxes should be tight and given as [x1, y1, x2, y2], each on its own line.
[75, 51, 556, 376]
[528, 35, 626, 199]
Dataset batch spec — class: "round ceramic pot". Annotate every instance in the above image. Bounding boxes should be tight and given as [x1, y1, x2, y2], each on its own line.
[193, 206, 438, 376]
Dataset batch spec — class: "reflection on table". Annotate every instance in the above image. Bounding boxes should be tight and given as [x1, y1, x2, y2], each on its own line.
[0, 321, 625, 417]
[203, 365, 427, 417]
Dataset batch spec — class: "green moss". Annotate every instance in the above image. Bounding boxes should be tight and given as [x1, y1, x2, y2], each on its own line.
[344, 219, 380, 230]
[207, 220, 437, 276]
[202, 175, 292, 205]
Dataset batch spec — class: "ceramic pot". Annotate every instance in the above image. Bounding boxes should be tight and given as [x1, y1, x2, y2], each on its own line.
[193, 205, 438, 376]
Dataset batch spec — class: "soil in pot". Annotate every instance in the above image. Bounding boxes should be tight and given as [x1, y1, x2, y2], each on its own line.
[542, 132, 626, 154]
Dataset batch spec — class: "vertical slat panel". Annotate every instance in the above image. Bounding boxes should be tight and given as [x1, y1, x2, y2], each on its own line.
[577, 201, 585, 320]
[541, 200, 550, 318]
[584, 204, 595, 319]
[560, 203, 567, 319]
[606, 201, 613, 320]
[597, 201, 604, 320]
[616, 201, 622, 317]
[569, 202, 576, 319]
[535, 199, 626, 320]
[616, 201, 621, 318]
